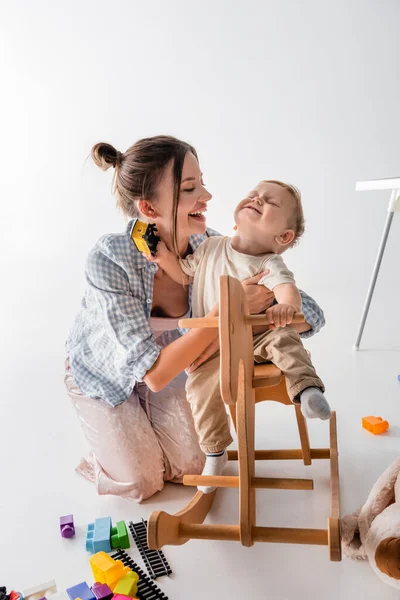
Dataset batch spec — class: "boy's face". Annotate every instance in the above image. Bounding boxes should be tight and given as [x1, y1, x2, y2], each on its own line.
[234, 181, 295, 251]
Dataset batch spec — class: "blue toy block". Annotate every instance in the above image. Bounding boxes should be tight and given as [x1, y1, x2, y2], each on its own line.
[66, 582, 95, 600]
[85, 517, 112, 553]
[398, 374, 400, 382]
[86, 522, 94, 552]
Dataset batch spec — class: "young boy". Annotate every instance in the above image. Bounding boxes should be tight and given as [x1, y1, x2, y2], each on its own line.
[144, 180, 331, 493]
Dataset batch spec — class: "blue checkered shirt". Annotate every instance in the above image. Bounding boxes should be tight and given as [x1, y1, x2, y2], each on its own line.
[66, 220, 325, 406]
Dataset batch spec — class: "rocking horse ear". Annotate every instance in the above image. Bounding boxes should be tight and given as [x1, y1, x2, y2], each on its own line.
[375, 537, 400, 580]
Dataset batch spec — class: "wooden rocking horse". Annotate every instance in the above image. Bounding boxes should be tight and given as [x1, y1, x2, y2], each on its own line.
[148, 275, 341, 561]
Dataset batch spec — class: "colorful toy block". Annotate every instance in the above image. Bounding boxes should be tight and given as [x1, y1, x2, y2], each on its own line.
[89, 552, 131, 591]
[60, 514, 75, 538]
[66, 583, 95, 600]
[86, 517, 112, 553]
[90, 584, 112, 600]
[111, 520, 130, 550]
[9, 593, 23, 600]
[113, 596, 137, 600]
[113, 572, 139, 598]
[362, 416, 389, 435]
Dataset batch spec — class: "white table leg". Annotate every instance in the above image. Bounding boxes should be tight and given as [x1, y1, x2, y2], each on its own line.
[354, 188, 399, 350]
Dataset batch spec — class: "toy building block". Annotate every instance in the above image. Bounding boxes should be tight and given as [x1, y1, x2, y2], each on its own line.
[0, 588, 9, 600]
[89, 584, 112, 600]
[111, 520, 130, 550]
[60, 514, 75, 538]
[89, 552, 131, 591]
[113, 572, 139, 598]
[9, 593, 23, 600]
[113, 596, 137, 600]
[362, 416, 389, 435]
[24, 580, 57, 600]
[86, 517, 112, 553]
[130, 220, 160, 256]
[66, 583, 95, 600]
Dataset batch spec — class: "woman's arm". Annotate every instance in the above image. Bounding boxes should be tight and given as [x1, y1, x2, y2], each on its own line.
[298, 290, 326, 338]
[291, 321, 312, 334]
[144, 305, 219, 392]
[86, 247, 220, 395]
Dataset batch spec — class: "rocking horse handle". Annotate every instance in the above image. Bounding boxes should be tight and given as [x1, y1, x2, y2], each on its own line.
[179, 312, 305, 329]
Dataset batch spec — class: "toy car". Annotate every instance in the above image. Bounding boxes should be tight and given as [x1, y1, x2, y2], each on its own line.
[130, 220, 160, 256]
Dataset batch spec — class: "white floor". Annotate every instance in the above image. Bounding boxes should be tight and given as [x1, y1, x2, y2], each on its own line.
[2, 287, 400, 600]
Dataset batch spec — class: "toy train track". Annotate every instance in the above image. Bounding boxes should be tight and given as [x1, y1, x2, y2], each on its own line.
[111, 550, 168, 600]
[129, 520, 172, 579]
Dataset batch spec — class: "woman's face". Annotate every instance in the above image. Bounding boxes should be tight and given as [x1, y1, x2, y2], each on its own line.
[148, 152, 212, 241]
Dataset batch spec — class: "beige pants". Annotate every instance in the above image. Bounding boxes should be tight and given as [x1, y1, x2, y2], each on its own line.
[186, 326, 324, 454]
[65, 365, 205, 503]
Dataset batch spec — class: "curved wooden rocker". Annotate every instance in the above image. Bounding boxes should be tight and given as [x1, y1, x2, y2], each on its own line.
[148, 275, 341, 561]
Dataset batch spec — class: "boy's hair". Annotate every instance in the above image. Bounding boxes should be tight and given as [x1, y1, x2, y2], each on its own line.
[262, 180, 305, 247]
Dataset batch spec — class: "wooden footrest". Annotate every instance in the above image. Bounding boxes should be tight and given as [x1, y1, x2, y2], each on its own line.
[179, 523, 328, 545]
[227, 448, 330, 461]
[183, 475, 313, 490]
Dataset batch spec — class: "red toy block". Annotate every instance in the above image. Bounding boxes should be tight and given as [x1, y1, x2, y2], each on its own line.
[362, 416, 389, 435]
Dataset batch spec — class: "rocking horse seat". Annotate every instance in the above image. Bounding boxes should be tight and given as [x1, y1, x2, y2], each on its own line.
[252, 363, 282, 388]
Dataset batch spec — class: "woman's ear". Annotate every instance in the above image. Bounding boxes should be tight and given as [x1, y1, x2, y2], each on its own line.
[138, 199, 158, 219]
[276, 229, 295, 248]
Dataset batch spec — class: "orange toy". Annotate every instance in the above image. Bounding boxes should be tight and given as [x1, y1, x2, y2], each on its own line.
[362, 416, 389, 435]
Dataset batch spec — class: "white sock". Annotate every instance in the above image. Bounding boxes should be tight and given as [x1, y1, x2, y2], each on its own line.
[198, 450, 228, 494]
[300, 387, 332, 421]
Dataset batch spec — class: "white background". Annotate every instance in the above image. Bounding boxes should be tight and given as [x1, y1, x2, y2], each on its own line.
[1, 1, 399, 598]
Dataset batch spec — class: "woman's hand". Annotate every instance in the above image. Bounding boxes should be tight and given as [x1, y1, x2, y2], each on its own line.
[241, 270, 275, 314]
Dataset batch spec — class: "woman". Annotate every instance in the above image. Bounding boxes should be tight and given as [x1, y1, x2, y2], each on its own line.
[65, 135, 324, 502]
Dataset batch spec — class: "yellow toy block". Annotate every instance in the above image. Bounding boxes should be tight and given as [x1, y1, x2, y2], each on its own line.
[113, 572, 139, 598]
[89, 551, 131, 591]
[362, 416, 389, 435]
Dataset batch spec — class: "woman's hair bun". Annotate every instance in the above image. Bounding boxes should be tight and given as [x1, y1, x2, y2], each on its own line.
[91, 142, 121, 171]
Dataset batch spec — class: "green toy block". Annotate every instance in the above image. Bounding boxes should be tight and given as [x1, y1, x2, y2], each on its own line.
[110, 520, 130, 549]
[113, 572, 138, 598]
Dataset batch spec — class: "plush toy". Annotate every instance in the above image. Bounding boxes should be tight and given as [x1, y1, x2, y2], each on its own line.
[341, 457, 400, 589]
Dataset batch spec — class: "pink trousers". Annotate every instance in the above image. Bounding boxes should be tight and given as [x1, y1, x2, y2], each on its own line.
[64, 322, 206, 503]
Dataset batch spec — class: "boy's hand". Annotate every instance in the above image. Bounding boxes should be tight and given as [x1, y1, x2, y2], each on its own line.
[266, 304, 297, 329]
[142, 240, 170, 263]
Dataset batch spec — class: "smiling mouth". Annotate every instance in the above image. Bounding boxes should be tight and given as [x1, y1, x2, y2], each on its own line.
[245, 205, 262, 215]
[188, 210, 207, 221]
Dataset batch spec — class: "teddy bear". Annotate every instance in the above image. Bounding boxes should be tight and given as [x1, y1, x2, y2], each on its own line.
[341, 457, 400, 589]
